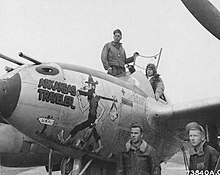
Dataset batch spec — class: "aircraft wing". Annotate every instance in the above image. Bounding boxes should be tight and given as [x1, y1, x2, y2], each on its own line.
[163, 97, 220, 139]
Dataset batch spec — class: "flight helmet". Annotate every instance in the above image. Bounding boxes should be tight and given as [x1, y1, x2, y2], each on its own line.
[146, 63, 157, 75]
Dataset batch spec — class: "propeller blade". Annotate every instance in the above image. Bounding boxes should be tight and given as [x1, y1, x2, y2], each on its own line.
[181, 0, 220, 40]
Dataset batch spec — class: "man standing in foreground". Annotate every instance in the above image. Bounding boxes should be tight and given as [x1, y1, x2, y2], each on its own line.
[117, 122, 161, 175]
[186, 122, 220, 173]
[101, 29, 139, 77]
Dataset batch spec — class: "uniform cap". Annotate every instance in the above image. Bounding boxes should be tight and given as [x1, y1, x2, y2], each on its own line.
[186, 122, 205, 134]
[113, 29, 122, 36]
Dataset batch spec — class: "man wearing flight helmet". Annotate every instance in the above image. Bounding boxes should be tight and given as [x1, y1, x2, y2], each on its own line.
[145, 63, 165, 101]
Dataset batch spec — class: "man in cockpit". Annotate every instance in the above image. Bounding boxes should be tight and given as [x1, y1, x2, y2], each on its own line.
[145, 63, 165, 101]
[101, 29, 139, 77]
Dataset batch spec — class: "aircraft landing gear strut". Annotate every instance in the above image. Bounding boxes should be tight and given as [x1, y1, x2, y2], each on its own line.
[181, 145, 189, 175]
[78, 159, 93, 175]
[72, 158, 81, 174]
[48, 149, 53, 175]
[61, 156, 93, 175]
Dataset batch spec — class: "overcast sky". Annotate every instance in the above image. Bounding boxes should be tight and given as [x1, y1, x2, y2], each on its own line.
[0, 0, 220, 103]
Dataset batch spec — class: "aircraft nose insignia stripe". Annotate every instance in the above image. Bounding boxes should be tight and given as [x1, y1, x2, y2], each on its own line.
[0, 73, 21, 119]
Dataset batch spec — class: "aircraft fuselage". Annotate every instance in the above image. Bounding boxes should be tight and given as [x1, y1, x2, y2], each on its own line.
[0, 62, 182, 164]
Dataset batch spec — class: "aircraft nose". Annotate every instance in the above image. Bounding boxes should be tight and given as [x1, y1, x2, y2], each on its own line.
[0, 73, 21, 119]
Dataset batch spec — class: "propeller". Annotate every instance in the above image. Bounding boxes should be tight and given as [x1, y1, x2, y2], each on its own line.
[181, 0, 220, 40]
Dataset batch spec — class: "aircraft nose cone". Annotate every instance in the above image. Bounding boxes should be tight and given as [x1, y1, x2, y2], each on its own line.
[0, 73, 21, 119]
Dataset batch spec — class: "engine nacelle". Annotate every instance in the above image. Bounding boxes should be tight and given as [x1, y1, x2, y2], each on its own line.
[0, 123, 63, 167]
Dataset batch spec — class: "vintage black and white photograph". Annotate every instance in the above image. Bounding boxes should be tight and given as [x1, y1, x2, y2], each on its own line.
[0, 0, 220, 174]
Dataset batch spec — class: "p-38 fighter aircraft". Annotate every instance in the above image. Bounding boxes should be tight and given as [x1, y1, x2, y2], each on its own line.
[0, 0, 220, 174]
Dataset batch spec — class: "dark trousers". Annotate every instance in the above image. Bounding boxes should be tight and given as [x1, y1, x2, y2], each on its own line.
[69, 113, 101, 142]
[108, 66, 125, 77]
